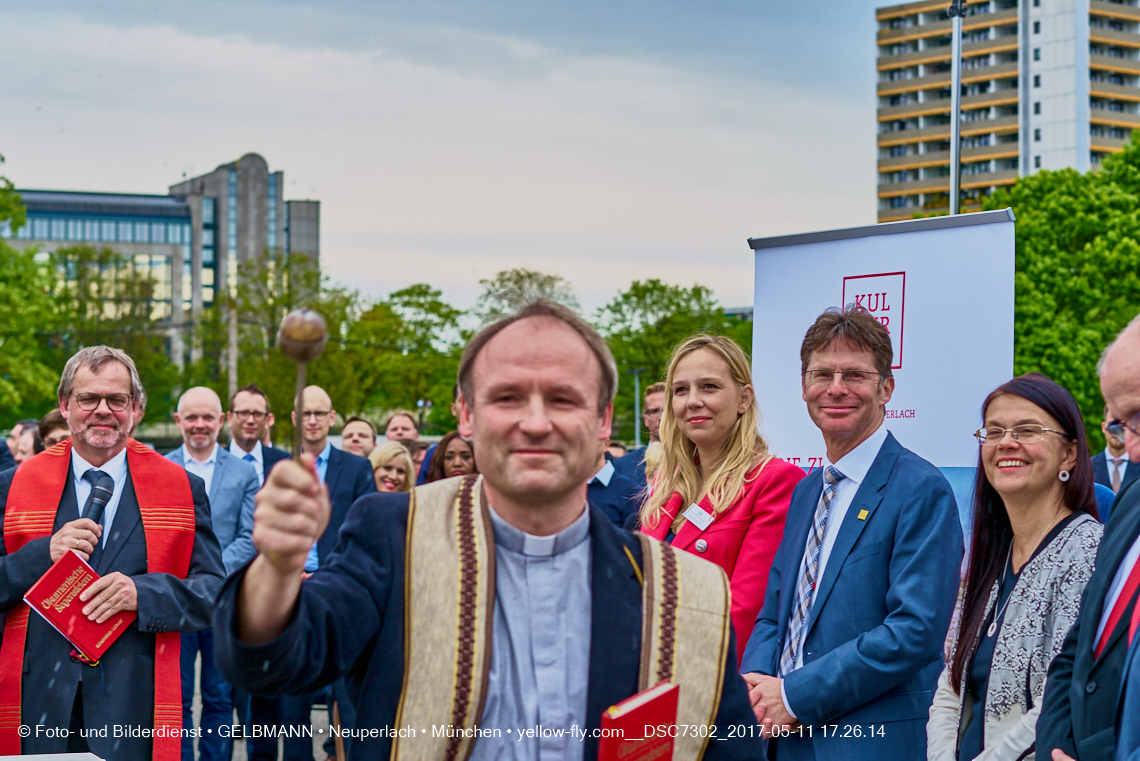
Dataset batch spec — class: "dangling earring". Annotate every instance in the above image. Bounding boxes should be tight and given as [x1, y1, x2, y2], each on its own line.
[1059, 470, 1071, 482]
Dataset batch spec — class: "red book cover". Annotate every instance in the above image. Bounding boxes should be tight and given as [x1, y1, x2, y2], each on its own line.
[23, 549, 136, 663]
[597, 681, 679, 761]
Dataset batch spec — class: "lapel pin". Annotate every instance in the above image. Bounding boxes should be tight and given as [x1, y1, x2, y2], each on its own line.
[857, 509, 869, 521]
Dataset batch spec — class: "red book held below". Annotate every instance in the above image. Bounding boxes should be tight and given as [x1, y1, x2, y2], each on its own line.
[24, 549, 136, 663]
[597, 681, 679, 761]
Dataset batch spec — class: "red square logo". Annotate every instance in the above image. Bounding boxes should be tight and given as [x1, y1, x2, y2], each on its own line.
[842, 272, 905, 369]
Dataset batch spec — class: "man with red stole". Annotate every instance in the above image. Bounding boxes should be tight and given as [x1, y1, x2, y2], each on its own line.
[0, 346, 224, 761]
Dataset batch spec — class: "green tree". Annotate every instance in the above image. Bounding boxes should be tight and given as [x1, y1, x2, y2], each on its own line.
[0, 154, 25, 237]
[984, 135, 1140, 448]
[595, 279, 752, 442]
[474, 268, 580, 322]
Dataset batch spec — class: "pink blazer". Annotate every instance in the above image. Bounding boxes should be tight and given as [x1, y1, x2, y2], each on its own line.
[641, 458, 804, 661]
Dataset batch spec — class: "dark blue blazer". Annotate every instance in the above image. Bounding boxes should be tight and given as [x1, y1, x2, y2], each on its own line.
[587, 467, 642, 528]
[317, 446, 376, 563]
[214, 495, 764, 760]
[739, 432, 962, 761]
[1039, 478, 1140, 761]
[1093, 451, 1140, 501]
[613, 446, 648, 491]
[0, 441, 14, 473]
[262, 444, 291, 481]
[0, 459, 225, 761]
[1117, 631, 1140, 761]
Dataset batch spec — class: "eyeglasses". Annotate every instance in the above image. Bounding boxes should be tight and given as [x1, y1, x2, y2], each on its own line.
[643, 408, 663, 418]
[802, 369, 883, 387]
[974, 424, 1070, 445]
[300, 410, 332, 420]
[231, 410, 268, 421]
[72, 393, 133, 412]
[1107, 412, 1140, 440]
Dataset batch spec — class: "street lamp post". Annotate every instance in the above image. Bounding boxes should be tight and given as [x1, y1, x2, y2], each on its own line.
[948, 0, 967, 215]
[630, 368, 647, 449]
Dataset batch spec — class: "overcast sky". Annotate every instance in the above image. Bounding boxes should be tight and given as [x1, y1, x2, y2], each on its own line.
[0, 1, 887, 314]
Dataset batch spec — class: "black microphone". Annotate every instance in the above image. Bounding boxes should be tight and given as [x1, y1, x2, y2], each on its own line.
[84, 473, 115, 526]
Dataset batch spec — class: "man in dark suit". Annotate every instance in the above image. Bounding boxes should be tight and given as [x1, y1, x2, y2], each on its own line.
[215, 300, 764, 760]
[168, 386, 260, 761]
[0, 438, 14, 472]
[260, 384, 374, 761]
[0, 346, 224, 761]
[613, 382, 665, 491]
[740, 306, 963, 761]
[1093, 405, 1140, 499]
[1041, 318, 1140, 761]
[587, 445, 641, 528]
[227, 383, 291, 487]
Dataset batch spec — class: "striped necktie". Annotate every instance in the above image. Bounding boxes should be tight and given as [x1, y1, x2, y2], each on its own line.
[779, 464, 844, 677]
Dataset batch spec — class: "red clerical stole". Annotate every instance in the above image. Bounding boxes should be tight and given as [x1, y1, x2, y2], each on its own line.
[0, 439, 196, 761]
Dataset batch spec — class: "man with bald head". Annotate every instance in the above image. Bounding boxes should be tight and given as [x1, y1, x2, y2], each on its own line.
[1038, 317, 1140, 761]
[167, 386, 259, 761]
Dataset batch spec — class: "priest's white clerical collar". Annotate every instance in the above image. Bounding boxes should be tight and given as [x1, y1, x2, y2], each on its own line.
[488, 502, 591, 557]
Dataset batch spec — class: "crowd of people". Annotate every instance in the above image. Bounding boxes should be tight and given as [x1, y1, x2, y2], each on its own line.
[4, 298, 1140, 761]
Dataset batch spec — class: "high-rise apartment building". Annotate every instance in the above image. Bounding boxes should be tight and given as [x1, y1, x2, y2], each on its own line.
[0, 153, 320, 366]
[876, 0, 1140, 223]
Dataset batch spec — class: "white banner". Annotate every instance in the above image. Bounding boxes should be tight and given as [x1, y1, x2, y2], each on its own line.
[749, 210, 1015, 470]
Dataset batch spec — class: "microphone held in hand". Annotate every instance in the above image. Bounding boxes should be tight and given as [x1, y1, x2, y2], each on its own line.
[82, 471, 115, 526]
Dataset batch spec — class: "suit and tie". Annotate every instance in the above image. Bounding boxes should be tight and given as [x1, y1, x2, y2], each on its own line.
[166, 444, 259, 761]
[1038, 478, 1140, 760]
[740, 428, 963, 761]
[0, 447, 225, 761]
[250, 441, 376, 761]
[228, 439, 291, 488]
[1093, 449, 1140, 496]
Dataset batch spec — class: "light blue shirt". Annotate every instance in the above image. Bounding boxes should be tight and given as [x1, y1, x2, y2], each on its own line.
[72, 447, 129, 548]
[589, 459, 614, 487]
[470, 504, 592, 761]
[229, 439, 264, 486]
[304, 441, 332, 573]
[181, 443, 219, 494]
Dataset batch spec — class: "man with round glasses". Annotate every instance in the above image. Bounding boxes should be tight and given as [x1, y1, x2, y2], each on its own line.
[226, 383, 291, 488]
[0, 346, 224, 759]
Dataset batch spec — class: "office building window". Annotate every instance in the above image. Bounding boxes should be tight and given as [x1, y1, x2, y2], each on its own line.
[1034, 128, 1041, 142]
[134, 222, 149, 243]
[117, 221, 133, 243]
[202, 196, 215, 225]
[1034, 48, 1041, 61]
[50, 219, 65, 240]
[267, 173, 278, 251]
[1034, 74, 1041, 87]
[1033, 21, 1040, 34]
[1035, 155, 1042, 168]
[1034, 101, 1041, 114]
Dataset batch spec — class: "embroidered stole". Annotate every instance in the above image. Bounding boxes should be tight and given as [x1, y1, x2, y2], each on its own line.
[0, 439, 196, 761]
[392, 474, 731, 761]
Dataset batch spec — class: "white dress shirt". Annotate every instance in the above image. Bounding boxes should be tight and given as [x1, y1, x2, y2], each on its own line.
[182, 442, 219, 495]
[1095, 532, 1140, 648]
[589, 458, 615, 487]
[72, 447, 129, 547]
[229, 439, 264, 486]
[782, 423, 890, 717]
[1107, 447, 1128, 490]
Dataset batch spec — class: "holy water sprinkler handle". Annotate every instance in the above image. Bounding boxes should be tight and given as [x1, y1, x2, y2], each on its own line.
[277, 310, 329, 459]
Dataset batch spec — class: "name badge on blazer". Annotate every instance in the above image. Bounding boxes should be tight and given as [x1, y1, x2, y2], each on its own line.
[683, 503, 714, 531]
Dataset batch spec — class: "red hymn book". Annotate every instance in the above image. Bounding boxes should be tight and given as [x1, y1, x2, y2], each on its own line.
[23, 549, 136, 664]
[597, 681, 679, 761]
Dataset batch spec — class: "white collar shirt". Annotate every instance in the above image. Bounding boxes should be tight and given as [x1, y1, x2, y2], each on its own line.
[72, 447, 129, 547]
[229, 439, 264, 486]
[182, 442, 219, 495]
[589, 459, 615, 487]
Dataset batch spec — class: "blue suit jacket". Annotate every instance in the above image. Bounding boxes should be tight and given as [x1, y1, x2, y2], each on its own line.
[1117, 631, 1140, 761]
[215, 495, 763, 760]
[0, 441, 14, 473]
[614, 446, 648, 492]
[740, 432, 962, 761]
[0, 457, 225, 760]
[587, 466, 642, 528]
[318, 446, 376, 563]
[1039, 478, 1140, 761]
[167, 445, 260, 575]
[262, 444, 291, 481]
[1093, 451, 1140, 495]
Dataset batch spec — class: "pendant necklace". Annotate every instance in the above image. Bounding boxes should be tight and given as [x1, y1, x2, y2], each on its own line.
[987, 546, 1014, 638]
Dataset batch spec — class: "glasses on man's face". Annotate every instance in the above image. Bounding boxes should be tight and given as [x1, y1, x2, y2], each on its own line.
[231, 410, 267, 421]
[72, 393, 133, 412]
[643, 408, 663, 418]
[974, 424, 1069, 446]
[301, 410, 332, 420]
[802, 369, 882, 388]
[1107, 412, 1140, 440]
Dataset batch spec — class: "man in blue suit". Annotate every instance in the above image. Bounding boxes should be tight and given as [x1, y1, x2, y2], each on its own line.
[168, 386, 260, 761]
[1093, 406, 1140, 499]
[740, 306, 963, 761]
[587, 445, 641, 527]
[226, 383, 291, 487]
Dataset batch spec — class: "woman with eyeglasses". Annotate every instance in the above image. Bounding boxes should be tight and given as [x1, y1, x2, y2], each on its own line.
[928, 373, 1102, 761]
[638, 334, 804, 658]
